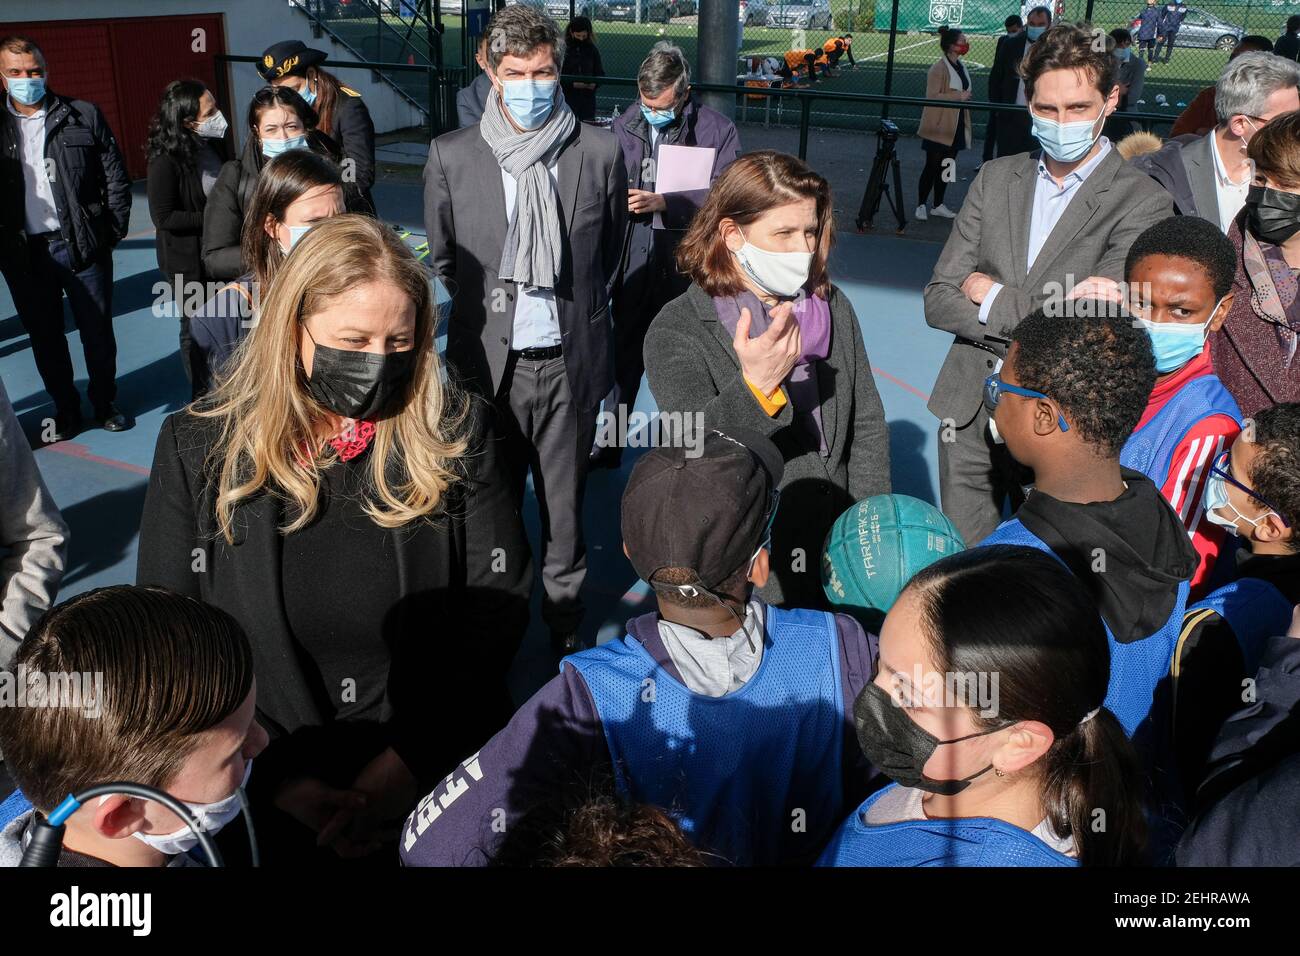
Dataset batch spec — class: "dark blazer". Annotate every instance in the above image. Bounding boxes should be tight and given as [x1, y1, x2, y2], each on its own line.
[329, 86, 376, 195]
[644, 282, 892, 607]
[1130, 131, 1220, 226]
[561, 41, 605, 122]
[147, 147, 220, 283]
[0, 92, 131, 274]
[135, 403, 532, 788]
[423, 117, 628, 412]
[924, 147, 1174, 425]
[988, 31, 1028, 104]
[456, 73, 494, 129]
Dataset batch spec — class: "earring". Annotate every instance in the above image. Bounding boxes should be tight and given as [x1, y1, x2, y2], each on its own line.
[994, 768, 1005, 777]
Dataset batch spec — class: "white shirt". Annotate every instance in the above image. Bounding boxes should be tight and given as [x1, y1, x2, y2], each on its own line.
[501, 161, 562, 350]
[979, 138, 1113, 324]
[1210, 132, 1251, 234]
[6, 97, 59, 234]
[657, 600, 765, 698]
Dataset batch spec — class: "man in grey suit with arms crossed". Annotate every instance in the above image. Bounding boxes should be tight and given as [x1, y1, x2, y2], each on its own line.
[424, 6, 628, 656]
[924, 23, 1174, 546]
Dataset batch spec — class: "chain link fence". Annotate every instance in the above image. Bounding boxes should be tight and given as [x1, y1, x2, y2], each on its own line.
[304, 0, 1286, 135]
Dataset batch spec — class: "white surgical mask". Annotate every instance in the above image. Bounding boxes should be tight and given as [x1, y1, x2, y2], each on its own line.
[733, 228, 813, 298]
[129, 760, 252, 857]
[988, 416, 1006, 445]
[196, 110, 228, 139]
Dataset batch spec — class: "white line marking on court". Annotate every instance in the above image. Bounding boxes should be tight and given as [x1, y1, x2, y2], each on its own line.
[859, 36, 939, 61]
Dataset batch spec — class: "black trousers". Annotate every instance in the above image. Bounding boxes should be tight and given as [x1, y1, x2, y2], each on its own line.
[1154, 32, 1178, 61]
[2, 234, 115, 417]
[918, 146, 957, 207]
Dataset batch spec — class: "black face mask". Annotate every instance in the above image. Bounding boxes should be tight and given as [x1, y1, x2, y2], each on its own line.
[854, 682, 1009, 796]
[1245, 184, 1300, 245]
[304, 328, 415, 420]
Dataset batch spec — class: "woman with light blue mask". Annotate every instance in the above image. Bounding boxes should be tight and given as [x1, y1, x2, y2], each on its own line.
[193, 150, 346, 390]
[260, 39, 376, 214]
[201, 86, 349, 282]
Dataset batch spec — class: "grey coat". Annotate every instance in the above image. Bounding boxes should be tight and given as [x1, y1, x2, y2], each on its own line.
[644, 282, 891, 607]
[0, 377, 66, 666]
[924, 147, 1173, 425]
[423, 117, 629, 411]
[1130, 131, 1221, 226]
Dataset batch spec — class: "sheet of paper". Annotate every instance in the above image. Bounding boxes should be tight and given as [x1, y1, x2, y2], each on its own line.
[652, 145, 716, 229]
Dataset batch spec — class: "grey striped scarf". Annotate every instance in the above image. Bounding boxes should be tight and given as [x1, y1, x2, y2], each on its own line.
[479, 85, 575, 289]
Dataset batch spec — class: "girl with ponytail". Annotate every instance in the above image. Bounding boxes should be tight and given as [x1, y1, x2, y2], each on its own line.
[819, 545, 1148, 867]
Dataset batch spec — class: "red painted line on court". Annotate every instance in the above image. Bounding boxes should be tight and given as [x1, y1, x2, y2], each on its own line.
[872, 365, 931, 404]
[41, 441, 151, 476]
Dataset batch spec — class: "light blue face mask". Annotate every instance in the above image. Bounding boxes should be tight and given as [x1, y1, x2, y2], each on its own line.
[1026, 25, 1046, 41]
[501, 79, 557, 130]
[640, 103, 676, 128]
[1202, 453, 1281, 533]
[5, 76, 45, 106]
[262, 133, 309, 158]
[298, 83, 317, 106]
[279, 224, 314, 255]
[1136, 296, 1224, 373]
[1031, 107, 1105, 163]
[1116, 46, 1132, 61]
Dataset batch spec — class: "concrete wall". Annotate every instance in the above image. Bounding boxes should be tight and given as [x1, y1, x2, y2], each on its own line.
[0, 0, 426, 150]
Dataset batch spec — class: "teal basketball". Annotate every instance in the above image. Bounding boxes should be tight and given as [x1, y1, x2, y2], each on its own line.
[822, 494, 966, 624]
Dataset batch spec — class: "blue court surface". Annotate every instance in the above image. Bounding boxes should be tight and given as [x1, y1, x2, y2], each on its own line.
[0, 180, 948, 702]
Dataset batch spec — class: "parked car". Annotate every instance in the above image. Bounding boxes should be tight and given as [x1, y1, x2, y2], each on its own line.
[739, 0, 774, 26]
[766, 0, 834, 29]
[1127, 6, 1243, 51]
[543, 0, 679, 21]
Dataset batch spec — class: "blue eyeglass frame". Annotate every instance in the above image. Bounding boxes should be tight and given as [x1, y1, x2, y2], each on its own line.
[1209, 451, 1291, 528]
[983, 374, 1071, 432]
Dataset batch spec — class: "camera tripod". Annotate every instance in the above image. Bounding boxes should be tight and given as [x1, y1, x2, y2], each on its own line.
[856, 120, 907, 233]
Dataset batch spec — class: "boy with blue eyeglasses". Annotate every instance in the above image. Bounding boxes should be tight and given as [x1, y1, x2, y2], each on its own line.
[978, 306, 1197, 745]
[1172, 402, 1299, 797]
[1120, 216, 1244, 596]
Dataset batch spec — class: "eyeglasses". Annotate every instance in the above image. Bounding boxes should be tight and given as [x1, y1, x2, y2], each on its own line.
[983, 373, 1071, 432]
[1209, 451, 1291, 528]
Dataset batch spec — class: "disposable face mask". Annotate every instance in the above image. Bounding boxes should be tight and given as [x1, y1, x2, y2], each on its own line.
[278, 224, 314, 256]
[640, 103, 676, 128]
[299, 83, 317, 106]
[130, 761, 252, 857]
[988, 415, 1006, 445]
[733, 227, 813, 299]
[1026, 25, 1046, 41]
[196, 110, 228, 140]
[854, 683, 1007, 796]
[1116, 46, 1132, 61]
[501, 78, 557, 129]
[305, 326, 416, 420]
[1202, 459, 1281, 533]
[1245, 184, 1300, 245]
[262, 133, 309, 158]
[1032, 107, 1106, 163]
[1136, 297, 1223, 373]
[5, 76, 45, 106]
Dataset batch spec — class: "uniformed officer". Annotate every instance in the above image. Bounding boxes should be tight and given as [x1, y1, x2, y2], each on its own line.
[259, 40, 376, 213]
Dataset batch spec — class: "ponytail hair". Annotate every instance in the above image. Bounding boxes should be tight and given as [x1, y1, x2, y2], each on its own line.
[908, 545, 1148, 866]
[938, 26, 964, 52]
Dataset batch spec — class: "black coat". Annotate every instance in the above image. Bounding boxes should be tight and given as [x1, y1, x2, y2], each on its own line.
[988, 31, 1028, 104]
[135, 402, 532, 790]
[147, 142, 227, 283]
[0, 92, 132, 274]
[327, 86, 376, 210]
[200, 130, 347, 281]
[561, 41, 605, 122]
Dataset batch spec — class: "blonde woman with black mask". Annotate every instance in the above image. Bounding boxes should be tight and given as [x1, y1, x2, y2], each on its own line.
[138, 214, 530, 866]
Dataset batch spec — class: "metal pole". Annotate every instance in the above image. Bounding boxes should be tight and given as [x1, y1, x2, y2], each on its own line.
[696, 0, 740, 119]
[1085, 0, 1095, 22]
[881, 0, 899, 120]
[798, 95, 811, 158]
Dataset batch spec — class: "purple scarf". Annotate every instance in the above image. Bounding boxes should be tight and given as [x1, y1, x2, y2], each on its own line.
[713, 289, 833, 456]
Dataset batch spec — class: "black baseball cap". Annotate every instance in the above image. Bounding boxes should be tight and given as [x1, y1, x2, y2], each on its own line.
[621, 426, 784, 592]
[259, 41, 327, 82]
